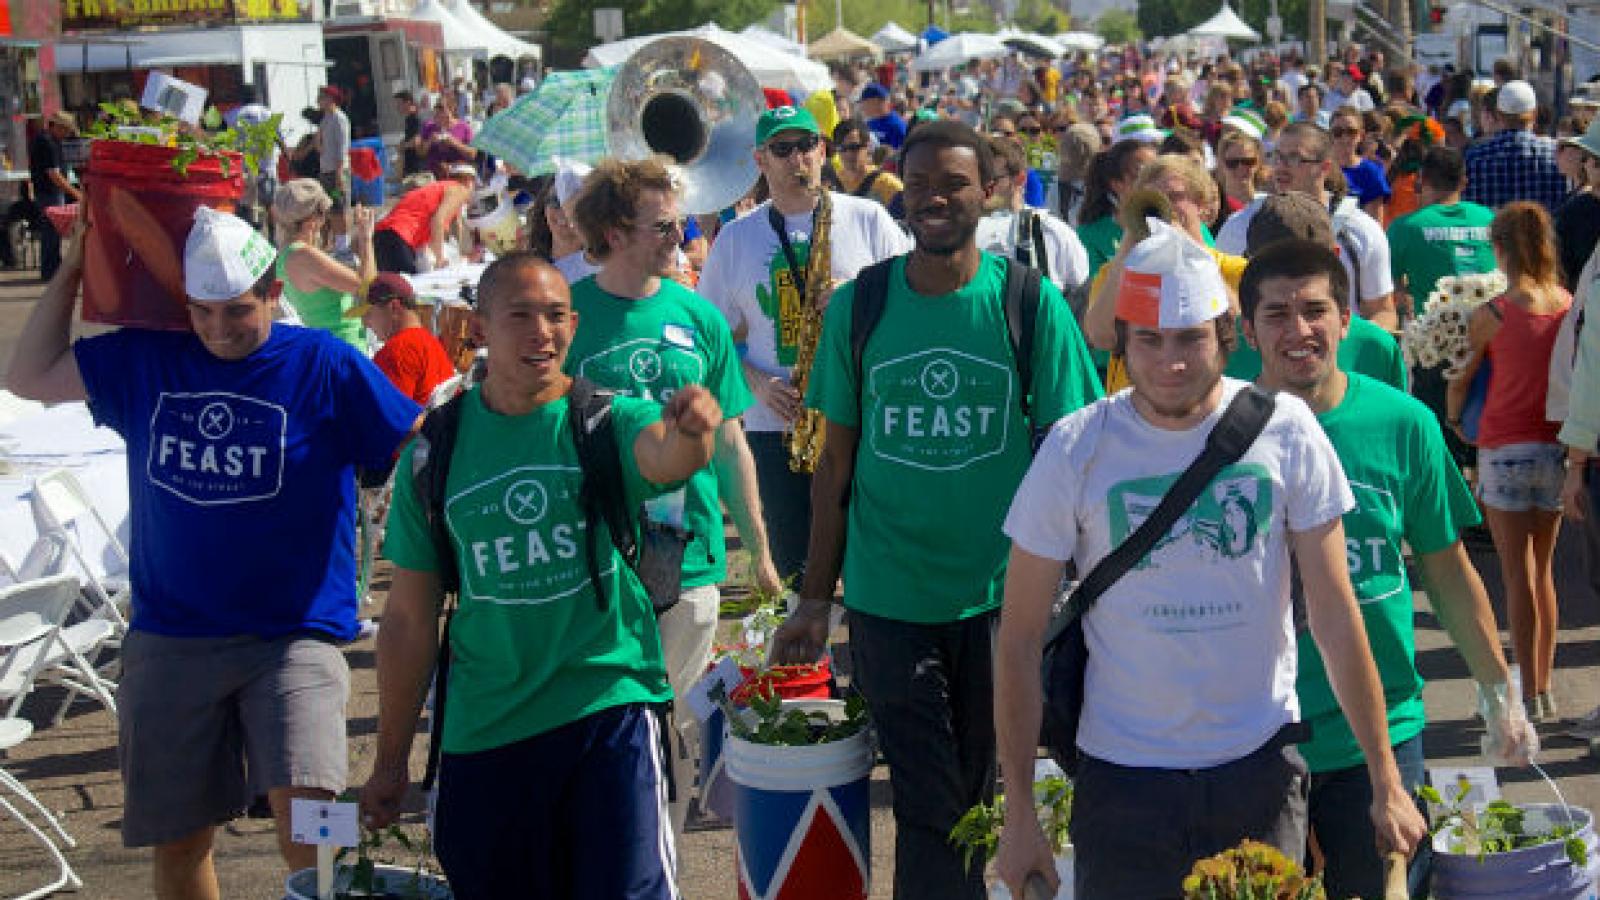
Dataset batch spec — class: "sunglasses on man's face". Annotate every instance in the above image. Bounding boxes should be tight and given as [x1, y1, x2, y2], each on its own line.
[1330, 126, 1361, 138]
[1223, 156, 1259, 169]
[642, 219, 681, 238]
[1020, 126, 1042, 135]
[839, 142, 867, 153]
[765, 133, 822, 158]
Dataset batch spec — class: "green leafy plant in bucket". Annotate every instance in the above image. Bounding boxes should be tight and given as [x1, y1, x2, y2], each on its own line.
[1419, 781, 1588, 867]
[84, 101, 282, 180]
[948, 776, 1073, 874]
[715, 683, 868, 746]
[328, 791, 446, 900]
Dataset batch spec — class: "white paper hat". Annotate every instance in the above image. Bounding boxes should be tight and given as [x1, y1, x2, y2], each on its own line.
[183, 206, 277, 302]
[553, 158, 593, 208]
[1114, 218, 1230, 329]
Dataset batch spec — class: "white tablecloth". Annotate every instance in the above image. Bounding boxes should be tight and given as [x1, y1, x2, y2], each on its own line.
[0, 403, 129, 584]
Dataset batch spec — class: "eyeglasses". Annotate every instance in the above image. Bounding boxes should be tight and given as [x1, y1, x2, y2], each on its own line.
[839, 142, 867, 153]
[1020, 126, 1042, 135]
[1330, 126, 1361, 138]
[765, 133, 821, 158]
[1270, 151, 1323, 166]
[1223, 156, 1260, 169]
[641, 219, 681, 238]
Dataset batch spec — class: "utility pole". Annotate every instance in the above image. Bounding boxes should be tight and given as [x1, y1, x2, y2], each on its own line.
[1310, 0, 1326, 64]
[797, 0, 808, 43]
[929, 0, 938, 28]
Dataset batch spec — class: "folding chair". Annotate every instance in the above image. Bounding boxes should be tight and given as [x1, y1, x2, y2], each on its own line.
[29, 469, 131, 639]
[0, 708, 83, 900]
[0, 575, 118, 725]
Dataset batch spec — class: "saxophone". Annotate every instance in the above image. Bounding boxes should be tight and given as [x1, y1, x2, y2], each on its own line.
[785, 190, 834, 473]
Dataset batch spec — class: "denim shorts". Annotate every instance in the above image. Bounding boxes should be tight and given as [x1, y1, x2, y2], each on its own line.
[1478, 442, 1565, 512]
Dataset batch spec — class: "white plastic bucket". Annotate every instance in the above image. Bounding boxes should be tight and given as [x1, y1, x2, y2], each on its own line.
[988, 850, 1075, 900]
[725, 699, 874, 900]
[284, 863, 452, 899]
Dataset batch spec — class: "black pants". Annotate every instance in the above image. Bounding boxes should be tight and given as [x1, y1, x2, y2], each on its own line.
[848, 608, 996, 900]
[39, 198, 65, 281]
[1071, 726, 1309, 900]
[746, 431, 813, 581]
[373, 228, 418, 274]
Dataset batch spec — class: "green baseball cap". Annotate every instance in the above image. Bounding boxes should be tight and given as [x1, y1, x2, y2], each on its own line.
[756, 105, 821, 145]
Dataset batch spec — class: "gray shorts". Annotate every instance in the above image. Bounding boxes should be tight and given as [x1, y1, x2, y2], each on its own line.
[117, 630, 350, 848]
[1478, 442, 1565, 512]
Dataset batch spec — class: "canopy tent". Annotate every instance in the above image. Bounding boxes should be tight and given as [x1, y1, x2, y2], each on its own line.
[583, 23, 832, 96]
[1054, 31, 1107, 52]
[808, 28, 882, 62]
[909, 32, 1009, 72]
[53, 25, 326, 71]
[1186, 4, 1262, 41]
[997, 28, 1064, 58]
[740, 23, 806, 57]
[445, 0, 541, 60]
[871, 22, 920, 53]
[405, 0, 484, 54]
[921, 25, 950, 45]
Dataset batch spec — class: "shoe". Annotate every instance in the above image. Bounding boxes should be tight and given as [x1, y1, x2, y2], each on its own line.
[1527, 694, 1550, 724]
[1564, 703, 1600, 728]
[1538, 692, 1558, 721]
[357, 618, 379, 641]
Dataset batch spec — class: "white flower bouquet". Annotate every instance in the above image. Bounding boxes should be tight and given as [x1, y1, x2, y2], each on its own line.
[1401, 271, 1508, 377]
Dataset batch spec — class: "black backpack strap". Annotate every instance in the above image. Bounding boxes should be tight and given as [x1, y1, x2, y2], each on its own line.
[1001, 258, 1043, 425]
[1030, 210, 1050, 282]
[568, 376, 635, 613]
[413, 391, 468, 793]
[1042, 386, 1277, 650]
[850, 257, 897, 393]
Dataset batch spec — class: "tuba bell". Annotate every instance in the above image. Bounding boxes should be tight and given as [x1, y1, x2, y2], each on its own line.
[606, 37, 764, 216]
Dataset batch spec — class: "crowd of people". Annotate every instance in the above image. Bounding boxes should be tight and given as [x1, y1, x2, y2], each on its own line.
[9, 33, 1600, 900]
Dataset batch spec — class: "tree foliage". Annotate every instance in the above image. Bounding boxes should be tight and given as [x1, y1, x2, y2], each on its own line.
[545, 0, 782, 52]
[1095, 9, 1142, 43]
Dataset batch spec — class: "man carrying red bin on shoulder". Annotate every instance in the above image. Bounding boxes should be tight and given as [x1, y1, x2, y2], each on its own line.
[8, 207, 421, 900]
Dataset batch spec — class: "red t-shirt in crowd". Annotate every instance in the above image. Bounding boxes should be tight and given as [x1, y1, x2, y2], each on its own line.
[373, 326, 457, 405]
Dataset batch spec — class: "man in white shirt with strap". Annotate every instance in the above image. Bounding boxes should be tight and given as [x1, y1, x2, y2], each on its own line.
[698, 105, 911, 585]
[975, 137, 1089, 298]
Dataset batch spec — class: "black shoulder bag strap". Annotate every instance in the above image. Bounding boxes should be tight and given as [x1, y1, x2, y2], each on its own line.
[415, 391, 467, 792]
[1041, 386, 1278, 650]
[853, 169, 884, 199]
[567, 376, 634, 613]
[768, 202, 816, 301]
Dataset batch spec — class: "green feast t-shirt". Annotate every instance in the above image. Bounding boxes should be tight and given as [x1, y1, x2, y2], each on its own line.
[1386, 201, 1496, 317]
[565, 276, 754, 588]
[807, 253, 1102, 623]
[1228, 315, 1408, 391]
[385, 390, 674, 753]
[1295, 374, 1480, 772]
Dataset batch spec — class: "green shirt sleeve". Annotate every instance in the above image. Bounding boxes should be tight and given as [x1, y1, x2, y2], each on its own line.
[1403, 405, 1481, 554]
[1030, 278, 1105, 423]
[698, 305, 754, 419]
[383, 437, 439, 573]
[805, 280, 861, 428]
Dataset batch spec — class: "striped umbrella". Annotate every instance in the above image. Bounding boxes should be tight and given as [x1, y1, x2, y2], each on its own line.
[473, 67, 616, 176]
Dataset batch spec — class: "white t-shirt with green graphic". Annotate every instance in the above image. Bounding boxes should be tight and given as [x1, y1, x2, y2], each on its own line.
[565, 276, 753, 589]
[1004, 378, 1354, 769]
[384, 389, 673, 754]
[698, 192, 913, 433]
[807, 252, 1102, 625]
[1296, 374, 1480, 772]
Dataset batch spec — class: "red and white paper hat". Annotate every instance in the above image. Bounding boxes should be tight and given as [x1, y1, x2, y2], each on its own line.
[1114, 218, 1230, 329]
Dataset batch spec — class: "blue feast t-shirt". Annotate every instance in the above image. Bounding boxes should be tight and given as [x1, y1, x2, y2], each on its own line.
[75, 325, 420, 641]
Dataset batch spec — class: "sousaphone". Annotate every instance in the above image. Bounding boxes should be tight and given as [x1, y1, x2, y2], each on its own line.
[606, 36, 763, 215]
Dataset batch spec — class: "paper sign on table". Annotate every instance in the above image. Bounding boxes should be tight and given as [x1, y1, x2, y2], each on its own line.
[141, 71, 208, 125]
[1428, 766, 1501, 808]
[290, 798, 360, 848]
[686, 656, 743, 724]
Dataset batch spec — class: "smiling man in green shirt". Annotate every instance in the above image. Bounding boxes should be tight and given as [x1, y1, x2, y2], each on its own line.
[1243, 239, 1532, 899]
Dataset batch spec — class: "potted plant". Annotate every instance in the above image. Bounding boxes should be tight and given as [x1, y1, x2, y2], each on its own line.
[949, 771, 1074, 898]
[75, 102, 283, 330]
[720, 688, 875, 900]
[284, 822, 451, 900]
[1180, 840, 1325, 900]
[1421, 780, 1594, 899]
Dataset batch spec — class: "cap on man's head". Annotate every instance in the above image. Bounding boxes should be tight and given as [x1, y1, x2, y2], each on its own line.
[1221, 107, 1266, 140]
[859, 83, 890, 102]
[1114, 114, 1167, 144]
[319, 85, 343, 105]
[345, 272, 416, 318]
[184, 207, 277, 302]
[49, 110, 77, 133]
[273, 178, 333, 225]
[447, 163, 479, 181]
[756, 105, 821, 145]
[1498, 80, 1538, 115]
[1246, 192, 1332, 255]
[1114, 218, 1230, 328]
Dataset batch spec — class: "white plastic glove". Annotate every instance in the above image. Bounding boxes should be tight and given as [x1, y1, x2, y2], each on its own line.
[1477, 681, 1539, 767]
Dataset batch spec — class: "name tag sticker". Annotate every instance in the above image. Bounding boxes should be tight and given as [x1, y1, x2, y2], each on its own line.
[686, 656, 743, 724]
[290, 799, 360, 847]
[1428, 766, 1501, 809]
[662, 323, 696, 350]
